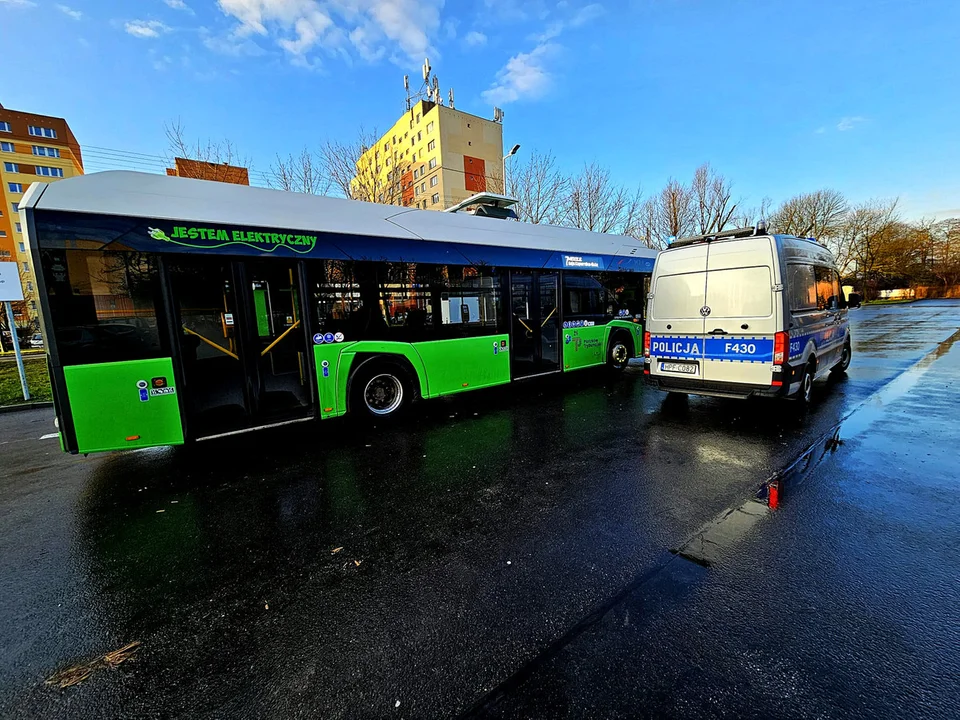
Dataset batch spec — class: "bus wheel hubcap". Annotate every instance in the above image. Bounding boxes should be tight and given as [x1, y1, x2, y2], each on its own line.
[612, 343, 628, 364]
[364, 374, 403, 415]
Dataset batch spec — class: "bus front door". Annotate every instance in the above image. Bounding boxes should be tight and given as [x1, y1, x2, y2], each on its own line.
[510, 271, 560, 379]
[170, 257, 312, 439]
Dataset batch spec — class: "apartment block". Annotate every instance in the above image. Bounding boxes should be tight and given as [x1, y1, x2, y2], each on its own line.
[0, 103, 83, 328]
[353, 99, 504, 210]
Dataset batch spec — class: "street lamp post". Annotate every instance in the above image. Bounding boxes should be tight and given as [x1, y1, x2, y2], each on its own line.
[502, 143, 520, 196]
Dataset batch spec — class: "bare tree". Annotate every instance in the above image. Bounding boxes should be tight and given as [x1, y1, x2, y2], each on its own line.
[768, 189, 848, 239]
[270, 147, 330, 195]
[318, 127, 407, 205]
[562, 162, 643, 235]
[929, 218, 960, 289]
[164, 119, 252, 182]
[841, 199, 900, 297]
[636, 178, 695, 249]
[509, 151, 568, 225]
[690, 163, 740, 235]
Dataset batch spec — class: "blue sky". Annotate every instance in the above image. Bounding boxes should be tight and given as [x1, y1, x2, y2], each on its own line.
[1, 0, 958, 218]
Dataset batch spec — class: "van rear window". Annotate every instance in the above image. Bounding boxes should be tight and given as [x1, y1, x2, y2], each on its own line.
[652, 272, 705, 319]
[704, 266, 772, 318]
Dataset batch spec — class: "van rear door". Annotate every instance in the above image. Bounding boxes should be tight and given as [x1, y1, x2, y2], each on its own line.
[648, 243, 708, 381]
[700, 237, 779, 386]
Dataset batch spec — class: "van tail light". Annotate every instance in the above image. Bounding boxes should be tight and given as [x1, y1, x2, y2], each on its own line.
[643, 331, 651, 358]
[772, 331, 788, 387]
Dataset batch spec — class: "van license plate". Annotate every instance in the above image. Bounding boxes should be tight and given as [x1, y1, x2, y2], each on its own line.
[660, 361, 698, 375]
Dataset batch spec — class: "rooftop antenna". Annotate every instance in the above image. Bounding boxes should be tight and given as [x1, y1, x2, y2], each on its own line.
[432, 76, 440, 104]
[422, 57, 431, 85]
[448, 87, 455, 109]
[493, 106, 504, 123]
[403, 74, 410, 111]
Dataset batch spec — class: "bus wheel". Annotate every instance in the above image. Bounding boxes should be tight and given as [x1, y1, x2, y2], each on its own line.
[607, 335, 631, 372]
[352, 362, 412, 418]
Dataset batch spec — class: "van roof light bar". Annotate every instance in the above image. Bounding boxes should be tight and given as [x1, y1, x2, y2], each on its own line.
[670, 225, 761, 247]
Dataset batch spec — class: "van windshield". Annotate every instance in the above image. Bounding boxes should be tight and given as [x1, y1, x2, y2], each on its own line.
[652, 272, 705, 319]
[704, 266, 772, 318]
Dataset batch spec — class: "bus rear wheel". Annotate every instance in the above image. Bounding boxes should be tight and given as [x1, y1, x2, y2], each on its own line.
[351, 361, 413, 419]
[607, 334, 632, 372]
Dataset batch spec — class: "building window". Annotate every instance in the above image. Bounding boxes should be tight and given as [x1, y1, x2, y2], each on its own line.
[420, 182, 426, 193]
[466, 122, 471, 128]
[32, 145, 60, 158]
[427, 140, 436, 151]
[28, 125, 57, 138]
[0, 250, 8, 258]
[0, 142, 13, 152]
[413, 168, 419, 180]
[410, 137, 415, 147]
[27, 281, 33, 292]
[22, 261, 29, 272]
[8, 183, 23, 193]
[427, 121, 434, 133]
[0, 121, 10, 132]
[417, 131, 422, 141]
[416, 113, 421, 123]
[11, 202, 18, 213]
[430, 175, 438, 187]
[35, 166, 64, 177]
[19, 242, 25, 252]
[30, 300, 36, 311]
[0, 230, 5, 237]
[468, 141, 472, 146]
[3, 162, 19, 172]
[415, 186, 420, 197]
[15, 222, 22, 233]
[386, 157, 391, 166]
[431, 193, 440, 205]
[428, 157, 437, 170]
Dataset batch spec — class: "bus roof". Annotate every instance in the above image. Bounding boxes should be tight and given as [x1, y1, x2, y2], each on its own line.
[21, 171, 657, 271]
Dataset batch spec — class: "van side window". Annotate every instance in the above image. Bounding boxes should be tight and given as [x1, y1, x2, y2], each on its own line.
[787, 264, 817, 312]
[814, 266, 840, 311]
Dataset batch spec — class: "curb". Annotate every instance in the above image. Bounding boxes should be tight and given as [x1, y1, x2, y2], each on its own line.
[0, 401, 54, 414]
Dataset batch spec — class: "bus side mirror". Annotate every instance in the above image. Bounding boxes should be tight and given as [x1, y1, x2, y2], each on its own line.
[847, 293, 862, 308]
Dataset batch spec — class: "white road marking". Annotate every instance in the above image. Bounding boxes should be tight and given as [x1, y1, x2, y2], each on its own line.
[40, 433, 60, 440]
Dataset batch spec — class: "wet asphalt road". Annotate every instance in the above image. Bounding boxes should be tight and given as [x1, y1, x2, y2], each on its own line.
[1, 300, 958, 719]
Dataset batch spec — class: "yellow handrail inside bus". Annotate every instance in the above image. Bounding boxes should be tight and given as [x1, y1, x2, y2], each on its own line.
[541, 307, 557, 327]
[182, 326, 239, 359]
[261, 320, 301, 356]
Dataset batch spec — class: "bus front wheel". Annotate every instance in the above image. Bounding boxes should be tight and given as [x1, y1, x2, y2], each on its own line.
[351, 360, 414, 419]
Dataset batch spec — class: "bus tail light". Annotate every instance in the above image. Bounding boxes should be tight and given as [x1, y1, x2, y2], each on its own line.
[772, 331, 788, 387]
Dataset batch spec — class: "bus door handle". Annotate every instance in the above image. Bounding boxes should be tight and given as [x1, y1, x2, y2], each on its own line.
[708, 329, 728, 335]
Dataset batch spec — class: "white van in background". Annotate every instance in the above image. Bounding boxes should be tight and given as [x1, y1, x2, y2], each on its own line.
[643, 226, 860, 403]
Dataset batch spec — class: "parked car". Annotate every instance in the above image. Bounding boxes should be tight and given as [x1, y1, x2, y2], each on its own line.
[29, 333, 44, 349]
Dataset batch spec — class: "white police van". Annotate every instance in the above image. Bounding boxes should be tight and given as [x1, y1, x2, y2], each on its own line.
[643, 225, 860, 403]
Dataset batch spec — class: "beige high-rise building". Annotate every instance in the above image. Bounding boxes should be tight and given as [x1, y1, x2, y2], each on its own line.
[352, 99, 504, 210]
[0, 104, 83, 330]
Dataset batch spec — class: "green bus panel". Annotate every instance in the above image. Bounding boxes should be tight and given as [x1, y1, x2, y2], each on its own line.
[63, 358, 184, 453]
[413, 335, 511, 397]
[563, 325, 607, 370]
[253, 287, 270, 337]
[562, 320, 643, 372]
[313, 335, 511, 419]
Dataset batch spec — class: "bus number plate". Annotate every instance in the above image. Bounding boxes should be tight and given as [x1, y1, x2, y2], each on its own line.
[660, 361, 698, 375]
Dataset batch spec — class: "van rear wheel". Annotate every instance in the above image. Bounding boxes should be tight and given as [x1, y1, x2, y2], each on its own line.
[796, 363, 815, 405]
[832, 341, 852, 375]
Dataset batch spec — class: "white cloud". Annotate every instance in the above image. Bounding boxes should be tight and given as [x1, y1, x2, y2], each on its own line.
[464, 30, 486, 47]
[570, 2, 604, 27]
[0, 0, 37, 7]
[837, 116, 867, 131]
[214, 0, 442, 63]
[125, 19, 171, 38]
[164, 0, 192, 10]
[482, 43, 558, 105]
[56, 4, 81, 19]
[201, 27, 266, 56]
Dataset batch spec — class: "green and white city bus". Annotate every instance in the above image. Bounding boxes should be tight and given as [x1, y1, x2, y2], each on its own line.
[20, 171, 657, 454]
